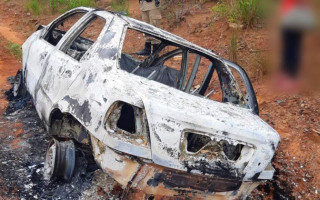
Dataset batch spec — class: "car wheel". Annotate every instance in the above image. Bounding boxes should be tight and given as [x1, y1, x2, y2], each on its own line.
[13, 70, 26, 98]
[43, 139, 76, 181]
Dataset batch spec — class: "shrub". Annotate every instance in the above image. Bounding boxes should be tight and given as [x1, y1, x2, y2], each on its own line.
[211, 0, 264, 27]
[211, 1, 230, 18]
[8, 42, 22, 59]
[251, 53, 270, 81]
[49, 0, 62, 14]
[237, 0, 263, 27]
[110, 0, 129, 16]
[229, 32, 238, 63]
[25, 0, 96, 15]
[25, 0, 40, 15]
[64, 0, 96, 12]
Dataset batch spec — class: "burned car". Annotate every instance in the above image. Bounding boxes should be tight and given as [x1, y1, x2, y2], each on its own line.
[16, 7, 280, 199]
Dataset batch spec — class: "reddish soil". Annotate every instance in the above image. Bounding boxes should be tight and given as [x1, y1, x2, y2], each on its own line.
[0, 19, 25, 200]
[0, 0, 319, 199]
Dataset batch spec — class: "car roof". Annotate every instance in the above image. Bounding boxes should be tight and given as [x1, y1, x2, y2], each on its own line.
[118, 14, 219, 58]
[70, 7, 220, 60]
[68, 7, 221, 60]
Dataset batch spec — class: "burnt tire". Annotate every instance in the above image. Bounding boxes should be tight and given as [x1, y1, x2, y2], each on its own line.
[44, 139, 76, 182]
[13, 70, 26, 98]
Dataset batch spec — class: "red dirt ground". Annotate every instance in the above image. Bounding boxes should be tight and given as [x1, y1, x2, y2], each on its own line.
[0, 0, 319, 199]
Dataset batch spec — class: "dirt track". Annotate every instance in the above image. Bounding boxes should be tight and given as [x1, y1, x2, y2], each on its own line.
[0, 0, 320, 199]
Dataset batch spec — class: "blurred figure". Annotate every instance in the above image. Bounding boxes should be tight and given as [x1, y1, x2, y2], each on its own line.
[278, 0, 316, 91]
[136, 0, 162, 56]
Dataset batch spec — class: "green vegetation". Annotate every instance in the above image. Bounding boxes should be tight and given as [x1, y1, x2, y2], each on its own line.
[211, 2, 230, 18]
[229, 32, 238, 63]
[24, 0, 96, 15]
[237, 0, 263, 27]
[211, 0, 265, 27]
[165, 12, 173, 20]
[251, 53, 270, 81]
[110, 0, 129, 16]
[62, 0, 95, 12]
[8, 42, 22, 59]
[25, 0, 40, 15]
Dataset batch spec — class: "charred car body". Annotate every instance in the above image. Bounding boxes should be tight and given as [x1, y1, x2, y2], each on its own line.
[17, 7, 280, 199]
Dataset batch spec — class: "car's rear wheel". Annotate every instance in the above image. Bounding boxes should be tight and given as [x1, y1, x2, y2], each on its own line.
[13, 70, 26, 98]
[44, 139, 76, 181]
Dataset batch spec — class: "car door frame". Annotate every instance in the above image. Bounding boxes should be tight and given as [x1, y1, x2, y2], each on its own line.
[30, 9, 94, 123]
[32, 8, 92, 99]
[222, 59, 259, 115]
[117, 26, 259, 115]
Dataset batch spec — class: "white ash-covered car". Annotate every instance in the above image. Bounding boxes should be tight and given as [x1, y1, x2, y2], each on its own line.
[16, 7, 280, 199]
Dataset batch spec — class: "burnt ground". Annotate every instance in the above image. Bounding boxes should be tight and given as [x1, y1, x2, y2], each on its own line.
[0, 80, 121, 200]
[0, 0, 320, 199]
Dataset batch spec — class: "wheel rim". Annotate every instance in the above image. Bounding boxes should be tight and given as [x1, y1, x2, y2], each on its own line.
[43, 140, 57, 180]
[43, 139, 76, 181]
[61, 140, 75, 181]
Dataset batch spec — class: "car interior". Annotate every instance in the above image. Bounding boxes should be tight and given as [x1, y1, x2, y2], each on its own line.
[119, 28, 259, 114]
[119, 41, 220, 98]
[44, 11, 105, 61]
[44, 11, 87, 47]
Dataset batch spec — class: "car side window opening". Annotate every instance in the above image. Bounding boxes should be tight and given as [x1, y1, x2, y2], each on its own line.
[120, 29, 253, 105]
[182, 51, 223, 101]
[62, 15, 106, 61]
[106, 101, 151, 147]
[121, 29, 184, 88]
[44, 11, 87, 46]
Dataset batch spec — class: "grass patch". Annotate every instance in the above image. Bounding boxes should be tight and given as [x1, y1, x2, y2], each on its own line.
[8, 42, 22, 59]
[211, 0, 266, 27]
[25, 0, 40, 15]
[251, 53, 270, 81]
[110, 0, 129, 16]
[211, 1, 231, 18]
[60, 0, 96, 13]
[237, 0, 263, 27]
[228, 32, 238, 63]
[24, 0, 96, 15]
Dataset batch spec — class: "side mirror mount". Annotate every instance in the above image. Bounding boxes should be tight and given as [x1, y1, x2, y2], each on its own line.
[37, 24, 45, 31]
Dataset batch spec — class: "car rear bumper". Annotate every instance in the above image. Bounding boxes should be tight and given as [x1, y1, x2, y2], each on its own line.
[91, 136, 265, 199]
[125, 164, 261, 199]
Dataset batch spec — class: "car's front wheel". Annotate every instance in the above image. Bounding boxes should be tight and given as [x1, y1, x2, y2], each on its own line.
[43, 139, 76, 182]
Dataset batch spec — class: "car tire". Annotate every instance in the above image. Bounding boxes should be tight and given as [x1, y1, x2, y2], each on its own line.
[13, 70, 26, 98]
[43, 139, 76, 182]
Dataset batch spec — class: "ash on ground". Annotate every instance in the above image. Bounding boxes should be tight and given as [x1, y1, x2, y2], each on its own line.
[0, 78, 120, 200]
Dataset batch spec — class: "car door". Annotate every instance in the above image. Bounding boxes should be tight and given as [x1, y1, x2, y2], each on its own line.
[24, 34, 53, 98]
[25, 9, 88, 98]
[39, 13, 108, 104]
